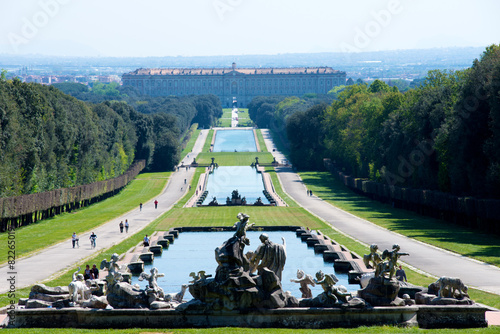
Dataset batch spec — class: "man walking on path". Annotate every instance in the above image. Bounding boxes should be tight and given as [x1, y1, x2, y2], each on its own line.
[154, 200, 158, 209]
[119, 221, 124, 233]
[72, 232, 79, 248]
[139, 203, 143, 211]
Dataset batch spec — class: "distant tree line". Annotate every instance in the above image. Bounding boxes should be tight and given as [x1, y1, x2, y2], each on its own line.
[52, 82, 222, 130]
[249, 45, 500, 199]
[0, 79, 221, 198]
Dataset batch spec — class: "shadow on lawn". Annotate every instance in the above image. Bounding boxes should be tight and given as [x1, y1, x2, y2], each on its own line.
[300, 172, 500, 265]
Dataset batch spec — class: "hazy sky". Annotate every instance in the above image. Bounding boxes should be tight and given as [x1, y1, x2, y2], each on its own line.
[0, 0, 498, 57]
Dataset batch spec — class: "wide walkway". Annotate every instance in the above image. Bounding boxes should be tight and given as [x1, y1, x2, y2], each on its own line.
[261, 129, 500, 296]
[0, 130, 209, 294]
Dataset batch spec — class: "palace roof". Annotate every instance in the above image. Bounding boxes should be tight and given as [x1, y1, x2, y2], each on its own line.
[124, 66, 342, 76]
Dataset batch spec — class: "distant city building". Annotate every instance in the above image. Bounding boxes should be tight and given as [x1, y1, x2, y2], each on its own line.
[122, 63, 346, 107]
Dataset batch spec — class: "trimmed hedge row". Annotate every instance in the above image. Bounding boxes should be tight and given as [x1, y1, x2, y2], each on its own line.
[0, 160, 145, 232]
[324, 159, 500, 235]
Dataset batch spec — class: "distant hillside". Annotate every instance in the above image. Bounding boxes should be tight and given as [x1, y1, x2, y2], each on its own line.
[0, 47, 485, 80]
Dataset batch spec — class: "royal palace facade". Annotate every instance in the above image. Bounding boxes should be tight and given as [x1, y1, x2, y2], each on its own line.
[122, 63, 346, 107]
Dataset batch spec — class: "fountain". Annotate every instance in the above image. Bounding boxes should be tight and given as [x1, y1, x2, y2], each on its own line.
[9, 215, 489, 329]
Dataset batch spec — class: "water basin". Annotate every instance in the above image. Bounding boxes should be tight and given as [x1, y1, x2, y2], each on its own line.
[131, 230, 359, 300]
[213, 129, 257, 152]
[202, 166, 269, 204]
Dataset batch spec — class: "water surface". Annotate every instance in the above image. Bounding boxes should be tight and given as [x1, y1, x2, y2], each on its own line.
[131, 231, 359, 299]
[213, 129, 257, 152]
[202, 166, 269, 205]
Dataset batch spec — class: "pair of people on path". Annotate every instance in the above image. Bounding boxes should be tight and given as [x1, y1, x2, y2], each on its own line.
[119, 220, 129, 233]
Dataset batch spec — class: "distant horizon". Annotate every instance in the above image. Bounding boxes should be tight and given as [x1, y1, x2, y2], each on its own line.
[0, 45, 488, 60]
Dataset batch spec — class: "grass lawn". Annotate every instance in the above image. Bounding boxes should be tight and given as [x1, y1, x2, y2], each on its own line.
[0, 172, 170, 265]
[6, 327, 500, 334]
[201, 129, 214, 152]
[155, 206, 326, 230]
[196, 152, 274, 166]
[217, 108, 252, 127]
[256, 129, 268, 152]
[299, 171, 500, 268]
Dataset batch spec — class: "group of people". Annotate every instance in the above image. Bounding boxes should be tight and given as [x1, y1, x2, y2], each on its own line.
[119, 219, 129, 233]
[306, 189, 313, 196]
[83, 264, 99, 280]
[72, 199, 164, 249]
[72, 232, 97, 248]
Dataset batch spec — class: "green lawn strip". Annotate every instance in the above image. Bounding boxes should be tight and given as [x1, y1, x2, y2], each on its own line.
[217, 118, 231, 127]
[201, 129, 214, 152]
[155, 206, 326, 230]
[217, 109, 233, 127]
[196, 152, 274, 166]
[0, 172, 170, 265]
[299, 171, 500, 268]
[265, 166, 298, 207]
[6, 327, 500, 334]
[180, 126, 200, 158]
[256, 129, 268, 152]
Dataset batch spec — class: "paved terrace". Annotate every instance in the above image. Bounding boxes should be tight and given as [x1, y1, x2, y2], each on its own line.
[0, 130, 210, 294]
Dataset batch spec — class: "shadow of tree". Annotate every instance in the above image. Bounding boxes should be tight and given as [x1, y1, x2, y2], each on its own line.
[300, 172, 500, 266]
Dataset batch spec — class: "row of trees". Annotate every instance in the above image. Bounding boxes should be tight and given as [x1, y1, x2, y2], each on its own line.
[53, 83, 223, 130]
[250, 45, 500, 198]
[0, 79, 221, 198]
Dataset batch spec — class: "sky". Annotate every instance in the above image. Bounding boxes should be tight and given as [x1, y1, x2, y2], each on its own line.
[0, 0, 498, 57]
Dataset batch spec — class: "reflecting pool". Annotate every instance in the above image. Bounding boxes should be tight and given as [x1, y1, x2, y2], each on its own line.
[202, 166, 269, 205]
[131, 231, 359, 300]
[213, 129, 257, 152]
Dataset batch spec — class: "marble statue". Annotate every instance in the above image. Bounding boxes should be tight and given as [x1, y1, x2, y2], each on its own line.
[68, 267, 88, 305]
[100, 253, 120, 276]
[165, 284, 188, 303]
[290, 269, 315, 298]
[233, 212, 254, 245]
[139, 267, 165, 303]
[314, 270, 351, 304]
[189, 270, 212, 283]
[363, 244, 382, 269]
[437, 276, 468, 298]
[250, 233, 286, 280]
[385, 244, 409, 280]
[375, 244, 409, 280]
[100, 253, 124, 293]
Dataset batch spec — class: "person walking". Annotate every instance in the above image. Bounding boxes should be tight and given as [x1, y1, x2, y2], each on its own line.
[125, 219, 129, 233]
[89, 232, 97, 248]
[72, 232, 79, 248]
[143, 235, 150, 246]
[119, 221, 124, 233]
[139, 203, 143, 211]
[154, 200, 158, 209]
